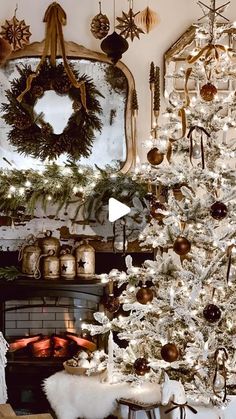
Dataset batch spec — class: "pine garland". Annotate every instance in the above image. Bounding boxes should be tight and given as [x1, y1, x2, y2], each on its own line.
[2, 61, 103, 161]
[0, 162, 147, 221]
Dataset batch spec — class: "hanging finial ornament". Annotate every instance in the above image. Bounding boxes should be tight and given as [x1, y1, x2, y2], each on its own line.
[0, 5, 31, 51]
[90, 2, 110, 40]
[134, 7, 159, 33]
[116, 0, 144, 41]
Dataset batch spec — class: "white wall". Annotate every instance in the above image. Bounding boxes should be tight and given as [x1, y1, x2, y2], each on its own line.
[1, 0, 236, 160]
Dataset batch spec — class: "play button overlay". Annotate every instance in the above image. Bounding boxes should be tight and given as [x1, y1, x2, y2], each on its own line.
[108, 198, 130, 222]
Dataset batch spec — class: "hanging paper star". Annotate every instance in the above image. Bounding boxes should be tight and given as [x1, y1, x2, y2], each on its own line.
[116, 9, 144, 41]
[0, 15, 31, 51]
[78, 259, 86, 268]
[197, 0, 230, 22]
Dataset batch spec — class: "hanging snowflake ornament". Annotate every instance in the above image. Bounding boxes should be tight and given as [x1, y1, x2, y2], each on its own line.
[0, 9, 31, 51]
[116, 4, 144, 42]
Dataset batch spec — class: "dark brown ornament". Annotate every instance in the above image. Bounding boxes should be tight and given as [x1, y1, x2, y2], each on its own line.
[136, 285, 154, 305]
[150, 201, 166, 222]
[133, 357, 150, 375]
[173, 236, 191, 256]
[203, 304, 221, 323]
[161, 343, 179, 363]
[104, 294, 120, 313]
[200, 82, 217, 102]
[147, 147, 164, 165]
[101, 31, 129, 65]
[116, 8, 144, 41]
[210, 202, 228, 221]
[0, 37, 12, 66]
[91, 3, 110, 40]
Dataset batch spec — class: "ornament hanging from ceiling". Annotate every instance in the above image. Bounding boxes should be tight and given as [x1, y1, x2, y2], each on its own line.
[101, 31, 129, 64]
[0, 6, 31, 51]
[116, 0, 144, 41]
[134, 6, 159, 33]
[90, 1, 110, 40]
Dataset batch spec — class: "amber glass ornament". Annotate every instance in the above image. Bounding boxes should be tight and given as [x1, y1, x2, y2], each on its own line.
[150, 201, 166, 222]
[136, 285, 154, 305]
[161, 343, 179, 363]
[203, 304, 221, 323]
[173, 236, 191, 256]
[104, 294, 120, 313]
[147, 147, 164, 165]
[200, 82, 217, 102]
[133, 357, 150, 375]
[210, 202, 228, 220]
[101, 31, 129, 64]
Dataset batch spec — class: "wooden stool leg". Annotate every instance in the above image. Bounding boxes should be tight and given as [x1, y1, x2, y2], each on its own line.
[146, 409, 157, 419]
[128, 408, 136, 419]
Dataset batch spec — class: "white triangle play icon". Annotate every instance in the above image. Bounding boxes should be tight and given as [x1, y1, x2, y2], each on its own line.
[108, 198, 130, 222]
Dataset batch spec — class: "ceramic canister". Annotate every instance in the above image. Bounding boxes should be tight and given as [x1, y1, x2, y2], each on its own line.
[59, 249, 76, 280]
[75, 242, 95, 277]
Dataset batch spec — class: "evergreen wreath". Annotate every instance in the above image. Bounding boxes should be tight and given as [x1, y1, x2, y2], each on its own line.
[2, 60, 103, 161]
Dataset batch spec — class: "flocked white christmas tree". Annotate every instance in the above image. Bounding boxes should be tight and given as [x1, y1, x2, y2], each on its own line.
[86, 0, 236, 407]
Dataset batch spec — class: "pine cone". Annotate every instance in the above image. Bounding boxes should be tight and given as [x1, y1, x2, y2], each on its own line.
[53, 77, 71, 94]
[31, 84, 44, 98]
[14, 114, 32, 130]
[41, 123, 53, 137]
[91, 13, 110, 40]
[72, 100, 82, 112]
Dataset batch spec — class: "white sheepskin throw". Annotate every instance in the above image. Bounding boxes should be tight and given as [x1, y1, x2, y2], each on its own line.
[0, 332, 8, 403]
[43, 371, 161, 419]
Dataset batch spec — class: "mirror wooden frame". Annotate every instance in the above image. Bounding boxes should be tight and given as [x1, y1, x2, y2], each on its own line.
[6, 40, 136, 173]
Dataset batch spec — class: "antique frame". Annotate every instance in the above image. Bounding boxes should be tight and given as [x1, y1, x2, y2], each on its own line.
[6, 40, 136, 173]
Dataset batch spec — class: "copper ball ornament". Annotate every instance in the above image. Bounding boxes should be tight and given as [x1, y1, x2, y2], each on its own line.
[133, 357, 150, 375]
[147, 147, 164, 165]
[173, 236, 191, 256]
[203, 304, 221, 323]
[136, 286, 154, 305]
[161, 343, 179, 363]
[104, 294, 120, 313]
[200, 82, 217, 102]
[210, 201, 228, 221]
[101, 31, 129, 65]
